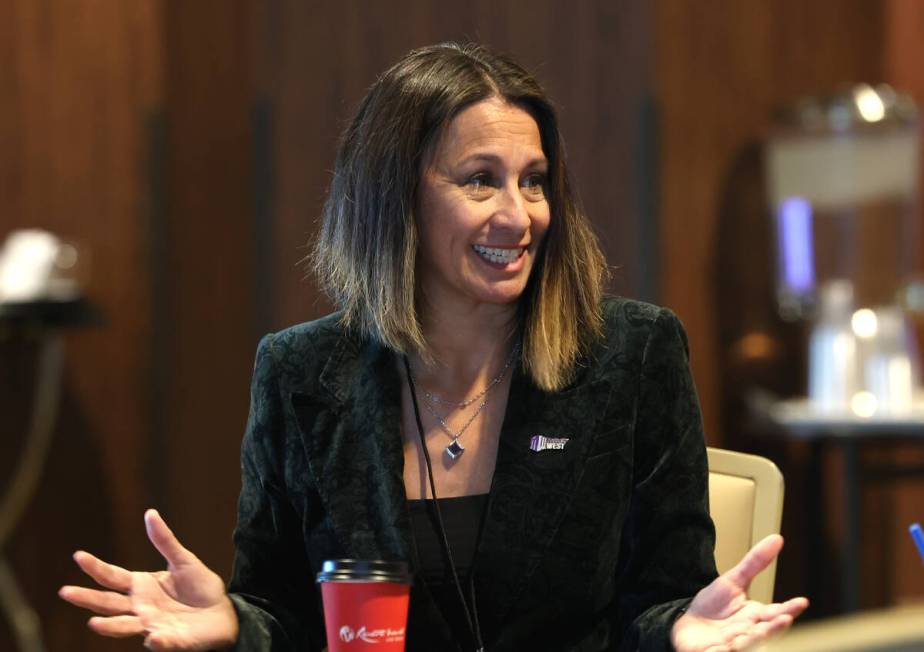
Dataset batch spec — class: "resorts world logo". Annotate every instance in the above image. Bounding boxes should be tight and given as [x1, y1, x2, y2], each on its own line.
[338, 625, 406, 644]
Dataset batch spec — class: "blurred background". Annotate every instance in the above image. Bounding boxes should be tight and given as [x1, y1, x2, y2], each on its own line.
[2, 1, 924, 650]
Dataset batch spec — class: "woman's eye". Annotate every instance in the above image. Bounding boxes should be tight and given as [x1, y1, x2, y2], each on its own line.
[522, 173, 546, 199]
[465, 173, 494, 194]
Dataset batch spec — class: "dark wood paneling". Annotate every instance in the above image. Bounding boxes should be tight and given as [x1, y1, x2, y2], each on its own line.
[0, 1, 163, 650]
[157, 0, 258, 575]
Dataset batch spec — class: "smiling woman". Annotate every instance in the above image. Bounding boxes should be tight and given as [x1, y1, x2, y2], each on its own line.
[59, 42, 807, 652]
[312, 43, 607, 393]
[415, 98, 551, 322]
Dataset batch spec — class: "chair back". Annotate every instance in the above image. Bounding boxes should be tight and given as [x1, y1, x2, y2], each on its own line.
[707, 447, 784, 603]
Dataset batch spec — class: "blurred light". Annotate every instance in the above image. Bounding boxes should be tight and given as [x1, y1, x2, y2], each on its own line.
[851, 391, 878, 417]
[900, 280, 924, 312]
[855, 85, 886, 122]
[777, 197, 815, 294]
[0, 230, 60, 302]
[851, 308, 878, 339]
[57, 243, 78, 269]
[730, 332, 779, 367]
[828, 103, 853, 130]
[832, 334, 851, 357]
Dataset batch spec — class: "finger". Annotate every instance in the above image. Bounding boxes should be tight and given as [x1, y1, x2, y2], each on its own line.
[757, 596, 809, 621]
[58, 585, 132, 616]
[72, 551, 132, 593]
[780, 596, 809, 617]
[87, 614, 145, 638]
[144, 509, 196, 567]
[724, 534, 784, 590]
[144, 630, 182, 651]
[144, 631, 165, 650]
[730, 632, 752, 650]
[749, 619, 777, 638]
[718, 619, 755, 643]
[761, 613, 794, 637]
[733, 613, 794, 649]
[732, 618, 776, 648]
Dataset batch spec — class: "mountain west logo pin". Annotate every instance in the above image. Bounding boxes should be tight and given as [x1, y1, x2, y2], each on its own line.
[530, 435, 569, 452]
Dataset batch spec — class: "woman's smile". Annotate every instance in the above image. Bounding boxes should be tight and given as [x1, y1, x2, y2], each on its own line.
[471, 244, 526, 268]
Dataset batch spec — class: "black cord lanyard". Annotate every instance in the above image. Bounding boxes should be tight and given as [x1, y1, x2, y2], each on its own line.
[403, 355, 486, 652]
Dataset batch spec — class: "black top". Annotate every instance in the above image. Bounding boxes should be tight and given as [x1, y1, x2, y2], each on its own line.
[407, 493, 490, 646]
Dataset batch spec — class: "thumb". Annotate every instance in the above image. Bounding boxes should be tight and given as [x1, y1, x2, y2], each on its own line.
[144, 509, 196, 568]
[725, 534, 783, 591]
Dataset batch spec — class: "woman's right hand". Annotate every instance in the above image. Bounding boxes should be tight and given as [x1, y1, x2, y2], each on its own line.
[59, 509, 239, 651]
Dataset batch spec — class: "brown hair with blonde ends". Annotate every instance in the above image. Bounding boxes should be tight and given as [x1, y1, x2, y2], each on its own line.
[312, 42, 607, 391]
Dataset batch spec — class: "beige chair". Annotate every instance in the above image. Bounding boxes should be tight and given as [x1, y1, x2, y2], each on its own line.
[707, 447, 785, 603]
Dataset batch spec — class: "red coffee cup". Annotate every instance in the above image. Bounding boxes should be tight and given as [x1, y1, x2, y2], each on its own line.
[317, 559, 412, 652]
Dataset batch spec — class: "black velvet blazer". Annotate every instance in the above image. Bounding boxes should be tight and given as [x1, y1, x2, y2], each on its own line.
[227, 296, 717, 651]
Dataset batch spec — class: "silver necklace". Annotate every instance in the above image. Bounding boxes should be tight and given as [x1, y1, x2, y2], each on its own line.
[409, 344, 519, 460]
[423, 344, 520, 408]
[421, 395, 490, 460]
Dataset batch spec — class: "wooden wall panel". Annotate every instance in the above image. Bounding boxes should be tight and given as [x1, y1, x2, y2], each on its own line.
[0, 1, 163, 650]
[156, 0, 258, 578]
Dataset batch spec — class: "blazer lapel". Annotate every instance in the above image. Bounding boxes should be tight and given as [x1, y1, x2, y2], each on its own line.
[475, 363, 616, 623]
[290, 334, 412, 562]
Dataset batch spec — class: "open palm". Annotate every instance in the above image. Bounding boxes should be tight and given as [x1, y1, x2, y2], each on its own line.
[672, 535, 808, 652]
[59, 509, 238, 651]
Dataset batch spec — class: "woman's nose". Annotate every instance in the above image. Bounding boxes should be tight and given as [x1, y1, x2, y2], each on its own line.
[492, 184, 532, 231]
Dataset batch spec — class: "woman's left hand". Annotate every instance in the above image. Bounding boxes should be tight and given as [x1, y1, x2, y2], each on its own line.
[671, 534, 808, 651]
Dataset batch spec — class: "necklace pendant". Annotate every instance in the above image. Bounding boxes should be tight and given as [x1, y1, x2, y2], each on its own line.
[445, 438, 465, 460]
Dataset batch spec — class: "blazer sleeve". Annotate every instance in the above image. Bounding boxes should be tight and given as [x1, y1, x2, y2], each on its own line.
[612, 308, 718, 651]
[227, 334, 326, 652]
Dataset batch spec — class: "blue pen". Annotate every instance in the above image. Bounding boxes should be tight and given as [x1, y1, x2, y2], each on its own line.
[911, 523, 924, 565]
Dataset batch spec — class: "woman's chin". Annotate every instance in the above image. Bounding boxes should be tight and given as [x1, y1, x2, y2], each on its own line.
[420, 273, 533, 311]
[467, 284, 530, 307]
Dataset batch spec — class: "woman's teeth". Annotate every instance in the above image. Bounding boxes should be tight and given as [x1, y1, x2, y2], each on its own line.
[473, 245, 521, 264]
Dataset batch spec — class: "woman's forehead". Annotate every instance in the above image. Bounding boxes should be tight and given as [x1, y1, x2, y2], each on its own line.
[432, 98, 546, 166]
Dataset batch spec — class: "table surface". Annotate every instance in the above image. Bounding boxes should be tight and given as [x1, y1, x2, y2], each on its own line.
[0, 297, 101, 328]
[755, 602, 924, 651]
[763, 397, 924, 438]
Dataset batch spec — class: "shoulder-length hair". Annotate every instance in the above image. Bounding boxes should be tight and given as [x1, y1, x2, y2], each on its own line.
[312, 42, 607, 391]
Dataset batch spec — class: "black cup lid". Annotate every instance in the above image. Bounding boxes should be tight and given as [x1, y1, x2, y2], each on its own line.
[316, 559, 412, 584]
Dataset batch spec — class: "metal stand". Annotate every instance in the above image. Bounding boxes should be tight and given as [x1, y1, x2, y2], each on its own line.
[840, 437, 861, 613]
[0, 335, 63, 652]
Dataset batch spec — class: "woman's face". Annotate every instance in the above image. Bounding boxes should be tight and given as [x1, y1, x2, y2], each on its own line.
[416, 97, 551, 313]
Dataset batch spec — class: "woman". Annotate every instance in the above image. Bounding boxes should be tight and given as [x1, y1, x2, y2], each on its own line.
[60, 43, 807, 651]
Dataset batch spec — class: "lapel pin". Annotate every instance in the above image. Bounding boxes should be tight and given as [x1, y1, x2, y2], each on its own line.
[530, 435, 569, 452]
